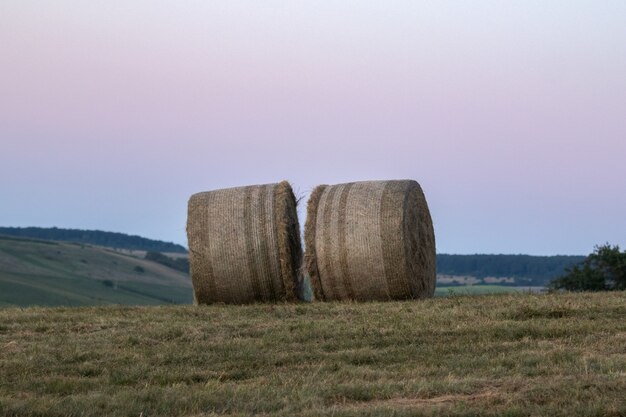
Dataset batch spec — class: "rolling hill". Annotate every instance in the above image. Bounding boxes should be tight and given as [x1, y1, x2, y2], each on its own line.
[0, 234, 193, 307]
[0, 228, 587, 307]
[0, 226, 187, 253]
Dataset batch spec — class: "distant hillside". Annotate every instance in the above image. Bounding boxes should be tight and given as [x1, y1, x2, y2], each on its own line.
[0, 228, 589, 307]
[437, 254, 585, 286]
[0, 234, 192, 307]
[0, 227, 187, 253]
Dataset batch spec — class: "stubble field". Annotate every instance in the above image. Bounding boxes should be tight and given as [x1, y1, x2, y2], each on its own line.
[1, 291, 625, 416]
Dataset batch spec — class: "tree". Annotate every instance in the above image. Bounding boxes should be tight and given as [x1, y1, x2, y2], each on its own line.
[550, 244, 626, 291]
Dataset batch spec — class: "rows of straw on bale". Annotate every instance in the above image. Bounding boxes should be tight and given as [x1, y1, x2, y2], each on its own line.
[187, 181, 302, 304]
[304, 180, 436, 301]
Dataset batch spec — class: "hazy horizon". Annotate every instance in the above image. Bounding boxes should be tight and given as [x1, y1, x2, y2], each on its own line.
[2, 1, 625, 255]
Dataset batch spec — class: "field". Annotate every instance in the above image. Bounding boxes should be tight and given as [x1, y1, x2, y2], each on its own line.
[433, 285, 542, 297]
[1, 292, 625, 416]
[0, 235, 192, 307]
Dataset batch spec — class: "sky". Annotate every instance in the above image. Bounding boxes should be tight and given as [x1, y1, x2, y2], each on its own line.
[1, 1, 625, 255]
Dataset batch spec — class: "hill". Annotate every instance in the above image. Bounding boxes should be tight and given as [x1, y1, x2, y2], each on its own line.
[0, 227, 187, 253]
[0, 228, 588, 307]
[0, 234, 192, 307]
[0, 291, 624, 416]
[0, 227, 586, 288]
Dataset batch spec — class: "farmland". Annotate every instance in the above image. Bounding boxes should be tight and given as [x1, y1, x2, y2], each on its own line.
[1, 233, 579, 308]
[0, 235, 192, 307]
[1, 291, 625, 416]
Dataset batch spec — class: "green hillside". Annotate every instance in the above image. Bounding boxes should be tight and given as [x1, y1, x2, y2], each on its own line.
[0, 230, 587, 307]
[0, 227, 187, 253]
[0, 235, 193, 307]
[0, 292, 624, 416]
[0, 227, 586, 291]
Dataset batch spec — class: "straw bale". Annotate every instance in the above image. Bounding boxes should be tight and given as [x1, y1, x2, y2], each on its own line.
[187, 181, 302, 304]
[304, 180, 435, 301]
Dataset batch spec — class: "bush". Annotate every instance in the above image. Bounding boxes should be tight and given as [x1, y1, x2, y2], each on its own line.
[550, 244, 626, 291]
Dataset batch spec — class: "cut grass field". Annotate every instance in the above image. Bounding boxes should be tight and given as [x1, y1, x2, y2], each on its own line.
[1, 291, 625, 416]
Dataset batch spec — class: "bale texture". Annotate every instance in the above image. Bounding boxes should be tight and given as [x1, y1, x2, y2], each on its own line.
[187, 181, 302, 304]
[304, 180, 436, 301]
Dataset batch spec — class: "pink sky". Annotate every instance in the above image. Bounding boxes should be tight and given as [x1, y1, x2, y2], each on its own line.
[1, 1, 625, 254]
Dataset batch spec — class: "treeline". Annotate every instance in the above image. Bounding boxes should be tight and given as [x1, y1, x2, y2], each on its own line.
[437, 254, 586, 286]
[145, 252, 189, 274]
[0, 227, 187, 253]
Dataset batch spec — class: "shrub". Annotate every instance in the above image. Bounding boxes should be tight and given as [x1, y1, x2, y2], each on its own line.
[550, 244, 626, 291]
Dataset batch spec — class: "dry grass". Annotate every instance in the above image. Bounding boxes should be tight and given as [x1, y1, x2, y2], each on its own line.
[1, 291, 625, 416]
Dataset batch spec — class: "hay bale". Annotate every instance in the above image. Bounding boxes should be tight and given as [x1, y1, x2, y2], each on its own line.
[304, 180, 436, 301]
[187, 181, 302, 304]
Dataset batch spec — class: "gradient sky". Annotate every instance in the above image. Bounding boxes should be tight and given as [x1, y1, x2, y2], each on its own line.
[1, 1, 625, 255]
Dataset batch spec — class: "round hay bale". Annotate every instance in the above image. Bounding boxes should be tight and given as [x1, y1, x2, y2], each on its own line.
[304, 180, 436, 301]
[187, 181, 302, 304]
